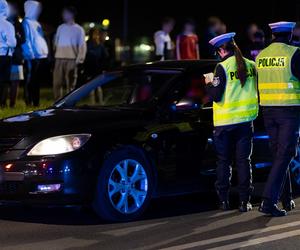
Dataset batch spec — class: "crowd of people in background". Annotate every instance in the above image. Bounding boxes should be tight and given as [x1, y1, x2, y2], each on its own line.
[2, 0, 300, 109]
[0, 0, 112, 109]
[154, 16, 300, 62]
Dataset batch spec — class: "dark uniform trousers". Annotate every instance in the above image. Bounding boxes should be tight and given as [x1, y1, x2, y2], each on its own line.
[214, 122, 254, 202]
[262, 107, 300, 204]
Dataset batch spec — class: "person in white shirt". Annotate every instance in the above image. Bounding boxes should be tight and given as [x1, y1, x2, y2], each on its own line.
[0, 0, 16, 107]
[53, 6, 87, 100]
[22, 0, 48, 107]
[154, 17, 175, 61]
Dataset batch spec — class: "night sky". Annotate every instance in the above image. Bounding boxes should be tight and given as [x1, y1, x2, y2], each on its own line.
[15, 0, 300, 43]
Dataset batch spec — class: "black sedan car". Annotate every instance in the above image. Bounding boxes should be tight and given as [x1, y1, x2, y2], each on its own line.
[0, 60, 299, 221]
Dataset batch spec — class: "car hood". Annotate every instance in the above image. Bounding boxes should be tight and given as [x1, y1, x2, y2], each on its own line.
[0, 108, 146, 137]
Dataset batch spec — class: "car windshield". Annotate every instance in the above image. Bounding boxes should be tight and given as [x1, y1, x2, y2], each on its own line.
[55, 70, 180, 109]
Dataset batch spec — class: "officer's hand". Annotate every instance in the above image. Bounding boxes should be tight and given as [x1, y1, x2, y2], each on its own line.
[203, 73, 214, 85]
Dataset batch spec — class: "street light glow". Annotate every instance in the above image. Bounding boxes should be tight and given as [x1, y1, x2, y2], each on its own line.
[102, 19, 110, 27]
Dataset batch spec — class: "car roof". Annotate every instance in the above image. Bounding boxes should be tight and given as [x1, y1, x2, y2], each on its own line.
[125, 60, 219, 72]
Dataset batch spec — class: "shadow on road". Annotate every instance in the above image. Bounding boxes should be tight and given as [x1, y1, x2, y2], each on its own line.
[0, 193, 266, 226]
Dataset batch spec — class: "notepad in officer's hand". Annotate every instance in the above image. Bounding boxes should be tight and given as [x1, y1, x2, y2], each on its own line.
[203, 72, 214, 85]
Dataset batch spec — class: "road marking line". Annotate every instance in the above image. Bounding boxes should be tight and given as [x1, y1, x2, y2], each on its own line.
[102, 221, 168, 236]
[159, 220, 300, 250]
[134, 213, 258, 250]
[208, 211, 237, 218]
[2, 237, 98, 250]
[207, 229, 300, 250]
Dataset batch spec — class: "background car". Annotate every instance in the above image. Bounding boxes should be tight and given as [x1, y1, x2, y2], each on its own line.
[0, 60, 299, 221]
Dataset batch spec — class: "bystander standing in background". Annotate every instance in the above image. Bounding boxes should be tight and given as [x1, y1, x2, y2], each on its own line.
[53, 6, 86, 100]
[99, 29, 114, 69]
[22, 0, 48, 107]
[201, 16, 226, 59]
[242, 23, 266, 60]
[8, 1, 25, 108]
[154, 17, 175, 61]
[244, 29, 266, 60]
[83, 28, 109, 104]
[0, 0, 16, 108]
[85, 28, 108, 81]
[176, 19, 200, 60]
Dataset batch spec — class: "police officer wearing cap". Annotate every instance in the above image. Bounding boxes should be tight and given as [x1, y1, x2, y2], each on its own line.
[256, 22, 300, 217]
[205, 33, 258, 212]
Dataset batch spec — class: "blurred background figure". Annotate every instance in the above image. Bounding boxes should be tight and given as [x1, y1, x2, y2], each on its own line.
[201, 16, 226, 59]
[53, 6, 86, 100]
[0, 0, 16, 108]
[220, 22, 227, 34]
[292, 22, 300, 47]
[176, 19, 200, 60]
[99, 29, 114, 70]
[83, 28, 109, 104]
[22, 0, 48, 107]
[7, 1, 25, 108]
[84, 28, 108, 82]
[154, 17, 175, 61]
[246, 23, 259, 43]
[242, 23, 266, 60]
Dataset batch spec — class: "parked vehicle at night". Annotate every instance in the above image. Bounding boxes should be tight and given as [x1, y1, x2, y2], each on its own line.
[0, 60, 299, 221]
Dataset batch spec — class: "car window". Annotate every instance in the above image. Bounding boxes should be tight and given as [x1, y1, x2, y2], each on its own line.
[60, 70, 180, 108]
[75, 77, 134, 107]
[172, 74, 212, 111]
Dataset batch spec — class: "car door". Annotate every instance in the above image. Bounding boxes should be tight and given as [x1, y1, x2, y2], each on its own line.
[151, 72, 216, 195]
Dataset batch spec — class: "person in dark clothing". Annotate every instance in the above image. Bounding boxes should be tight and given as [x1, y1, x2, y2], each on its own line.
[205, 32, 258, 212]
[256, 21, 300, 217]
[85, 28, 108, 81]
[201, 16, 226, 59]
[99, 29, 114, 70]
[83, 28, 109, 104]
[243, 30, 266, 61]
[8, 1, 25, 108]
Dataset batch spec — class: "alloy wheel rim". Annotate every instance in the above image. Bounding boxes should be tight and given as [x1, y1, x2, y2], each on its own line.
[108, 159, 148, 214]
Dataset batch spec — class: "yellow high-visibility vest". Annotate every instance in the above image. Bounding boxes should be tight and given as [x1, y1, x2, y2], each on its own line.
[213, 56, 258, 127]
[256, 43, 300, 106]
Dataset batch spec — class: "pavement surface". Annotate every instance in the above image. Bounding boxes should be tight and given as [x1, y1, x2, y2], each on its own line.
[0, 195, 300, 250]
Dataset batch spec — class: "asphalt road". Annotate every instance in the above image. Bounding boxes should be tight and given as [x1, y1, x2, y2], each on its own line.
[0, 194, 300, 250]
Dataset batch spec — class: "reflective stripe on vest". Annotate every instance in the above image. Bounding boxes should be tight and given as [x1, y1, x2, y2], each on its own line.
[256, 43, 300, 106]
[213, 56, 258, 127]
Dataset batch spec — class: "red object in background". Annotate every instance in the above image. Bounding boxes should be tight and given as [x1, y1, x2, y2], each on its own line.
[187, 78, 205, 99]
[177, 34, 199, 60]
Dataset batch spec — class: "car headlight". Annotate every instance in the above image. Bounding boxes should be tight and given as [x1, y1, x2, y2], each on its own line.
[27, 134, 91, 156]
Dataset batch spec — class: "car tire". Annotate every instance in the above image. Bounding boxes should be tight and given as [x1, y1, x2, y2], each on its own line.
[93, 146, 155, 222]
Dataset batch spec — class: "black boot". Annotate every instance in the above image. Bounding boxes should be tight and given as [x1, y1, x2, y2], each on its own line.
[239, 201, 253, 212]
[259, 200, 287, 217]
[219, 201, 230, 211]
[282, 199, 296, 211]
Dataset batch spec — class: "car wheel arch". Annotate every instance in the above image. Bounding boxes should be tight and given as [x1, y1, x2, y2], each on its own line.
[92, 144, 158, 221]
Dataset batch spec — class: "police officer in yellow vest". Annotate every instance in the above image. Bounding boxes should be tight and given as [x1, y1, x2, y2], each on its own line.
[256, 22, 300, 217]
[205, 33, 258, 212]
